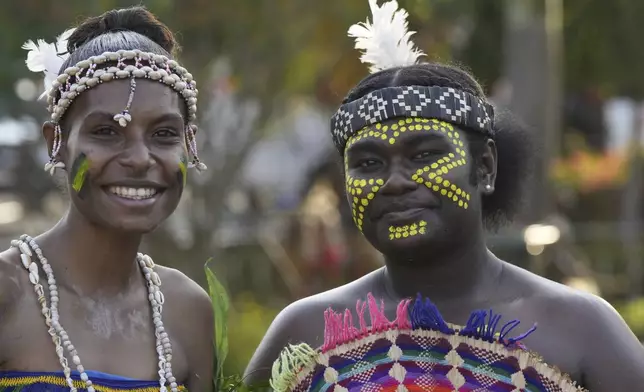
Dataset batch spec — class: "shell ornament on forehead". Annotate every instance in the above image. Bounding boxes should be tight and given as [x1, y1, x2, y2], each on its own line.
[270, 1, 587, 391]
[22, 28, 207, 176]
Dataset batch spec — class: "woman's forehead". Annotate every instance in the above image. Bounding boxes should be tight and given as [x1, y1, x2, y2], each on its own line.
[70, 79, 183, 119]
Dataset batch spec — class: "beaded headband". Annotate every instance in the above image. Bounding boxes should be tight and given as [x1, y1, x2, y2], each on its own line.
[332, 0, 496, 153]
[330, 85, 495, 151]
[23, 31, 207, 175]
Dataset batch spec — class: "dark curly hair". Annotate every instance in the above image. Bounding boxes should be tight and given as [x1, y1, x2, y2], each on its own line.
[341, 63, 534, 230]
[60, 6, 178, 71]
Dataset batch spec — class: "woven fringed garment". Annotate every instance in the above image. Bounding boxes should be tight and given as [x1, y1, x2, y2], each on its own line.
[0, 370, 188, 392]
[271, 294, 586, 392]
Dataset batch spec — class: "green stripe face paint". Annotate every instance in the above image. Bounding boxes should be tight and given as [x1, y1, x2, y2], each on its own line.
[71, 153, 90, 195]
[178, 154, 188, 188]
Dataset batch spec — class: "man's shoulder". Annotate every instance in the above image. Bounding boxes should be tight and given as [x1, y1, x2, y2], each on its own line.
[501, 261, 622, 330]
[243, 269, 383, 383]
[501, 261, 592, 299]
[276, 268, 383, 325]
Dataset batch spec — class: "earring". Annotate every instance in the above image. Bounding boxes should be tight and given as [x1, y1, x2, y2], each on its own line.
[484, 184, 493, 192]
[44, 160, 66, 176]
[186, 124, 208, 172]
[44, 123, 66, 176]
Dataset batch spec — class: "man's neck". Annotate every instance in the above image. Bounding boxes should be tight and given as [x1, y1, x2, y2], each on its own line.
[382, 232, 502, 304]
[36, 207, 144, 297]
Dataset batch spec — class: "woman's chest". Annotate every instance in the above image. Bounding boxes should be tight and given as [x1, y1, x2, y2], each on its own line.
[0, 291, 189, 383]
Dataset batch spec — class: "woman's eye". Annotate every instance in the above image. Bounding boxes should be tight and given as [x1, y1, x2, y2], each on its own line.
[93, 126, 117, 136]
[154, 128, 179, 138]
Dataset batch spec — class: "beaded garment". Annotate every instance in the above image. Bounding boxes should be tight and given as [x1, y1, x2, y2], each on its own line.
[270, 294, 587, 392]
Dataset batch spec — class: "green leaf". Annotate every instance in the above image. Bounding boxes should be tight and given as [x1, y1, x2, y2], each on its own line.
[205, 260, 230, 390]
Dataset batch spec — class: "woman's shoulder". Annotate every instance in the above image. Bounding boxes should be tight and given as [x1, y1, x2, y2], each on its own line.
[154, 265, 211, 306]
[0, 246, 27, 313]
[153, 265, 214, 386]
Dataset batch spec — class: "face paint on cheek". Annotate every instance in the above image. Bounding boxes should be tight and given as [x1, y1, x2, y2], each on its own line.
[416, 120, 471, 209]
[346, 118, 473, 240]
[345, 176, 384, 232]
[344, 129, 386, 233]
[70, 153, 90, 198]
[351, 118, 473, 241]
[177, 154, 188, 188]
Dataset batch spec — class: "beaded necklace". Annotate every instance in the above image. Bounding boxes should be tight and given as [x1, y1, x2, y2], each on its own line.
[10, 234, 178, 392]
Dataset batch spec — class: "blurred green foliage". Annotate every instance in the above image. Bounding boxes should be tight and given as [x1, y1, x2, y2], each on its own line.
[224, 294, 280, 377]
[617, 298, 644, 340]
[7, 0, 644, 117]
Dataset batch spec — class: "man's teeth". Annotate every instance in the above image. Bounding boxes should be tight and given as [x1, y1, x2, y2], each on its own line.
[108, 186, 158, 200]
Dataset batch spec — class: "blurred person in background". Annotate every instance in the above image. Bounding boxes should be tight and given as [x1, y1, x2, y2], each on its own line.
[0, 6, 214, 392]
[245, 1, 644, 391]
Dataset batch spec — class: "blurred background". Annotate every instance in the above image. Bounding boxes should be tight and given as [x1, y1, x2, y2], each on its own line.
[1, 0, 644, 376]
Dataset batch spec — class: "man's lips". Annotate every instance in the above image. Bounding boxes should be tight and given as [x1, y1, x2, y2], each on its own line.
[380, 207, 427, 222]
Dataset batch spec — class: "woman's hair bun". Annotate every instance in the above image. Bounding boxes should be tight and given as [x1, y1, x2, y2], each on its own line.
[66, 6, 177, 55]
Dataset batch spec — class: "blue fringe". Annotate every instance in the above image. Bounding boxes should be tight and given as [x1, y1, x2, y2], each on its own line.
[409, 293, 537, 346]
[409, 293, 454, 334]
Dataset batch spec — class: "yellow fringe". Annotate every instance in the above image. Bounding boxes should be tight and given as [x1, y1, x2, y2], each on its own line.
[0, 374, 187, 392]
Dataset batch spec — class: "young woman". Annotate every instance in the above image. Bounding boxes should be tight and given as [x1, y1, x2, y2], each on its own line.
[0, 7, 214, 392]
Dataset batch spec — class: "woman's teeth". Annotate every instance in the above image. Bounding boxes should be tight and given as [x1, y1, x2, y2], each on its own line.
[108, 186, 158, 200]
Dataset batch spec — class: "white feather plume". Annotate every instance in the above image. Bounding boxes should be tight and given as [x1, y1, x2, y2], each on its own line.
[22, 28, 76, 99]
[348, 0, 425, 73]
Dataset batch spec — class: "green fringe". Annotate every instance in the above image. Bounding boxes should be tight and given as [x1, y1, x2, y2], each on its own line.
[270, 344, 318, 392]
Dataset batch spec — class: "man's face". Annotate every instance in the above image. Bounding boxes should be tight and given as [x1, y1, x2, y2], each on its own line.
[343, 117, 483, 257]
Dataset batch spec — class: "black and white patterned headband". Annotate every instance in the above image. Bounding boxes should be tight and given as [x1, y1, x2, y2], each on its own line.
[330, 85, 495, 152]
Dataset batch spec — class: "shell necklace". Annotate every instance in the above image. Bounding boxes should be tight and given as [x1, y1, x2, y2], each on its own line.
[10, 234, 178, 392]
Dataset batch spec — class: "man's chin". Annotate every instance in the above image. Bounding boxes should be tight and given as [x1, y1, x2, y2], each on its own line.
[368, 231, 433, 256]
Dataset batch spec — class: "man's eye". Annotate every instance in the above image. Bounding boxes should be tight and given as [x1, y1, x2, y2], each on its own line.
[413, 151, 443, 160]
[359, 159, 379, 168]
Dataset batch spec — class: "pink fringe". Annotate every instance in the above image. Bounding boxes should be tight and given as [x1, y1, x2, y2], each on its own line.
[321, 292, 412, 353]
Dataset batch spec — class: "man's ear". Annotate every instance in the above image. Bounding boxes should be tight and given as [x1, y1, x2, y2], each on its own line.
[478, 138, 498, 194]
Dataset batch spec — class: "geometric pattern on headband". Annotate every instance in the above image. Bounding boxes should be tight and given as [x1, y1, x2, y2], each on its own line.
[330, 85, 495, 151]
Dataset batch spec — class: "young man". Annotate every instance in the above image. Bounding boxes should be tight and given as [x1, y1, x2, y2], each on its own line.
[245, 1, 644, 390]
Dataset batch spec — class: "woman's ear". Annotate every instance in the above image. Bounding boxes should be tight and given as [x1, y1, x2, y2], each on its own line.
[43, 121, 68, 164]
[42, 121, 56, 157]
[478, 138, 498, 195]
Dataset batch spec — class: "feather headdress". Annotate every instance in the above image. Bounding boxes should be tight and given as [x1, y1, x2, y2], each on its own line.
[22, 28, 76, 100]
[348, 0, 425, 73]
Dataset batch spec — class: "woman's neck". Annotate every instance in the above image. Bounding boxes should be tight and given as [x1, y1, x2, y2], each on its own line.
[35, 206, 144, 296]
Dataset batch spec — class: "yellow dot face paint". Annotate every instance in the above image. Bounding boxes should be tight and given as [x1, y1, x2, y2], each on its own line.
[344, 118, 471, 238]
